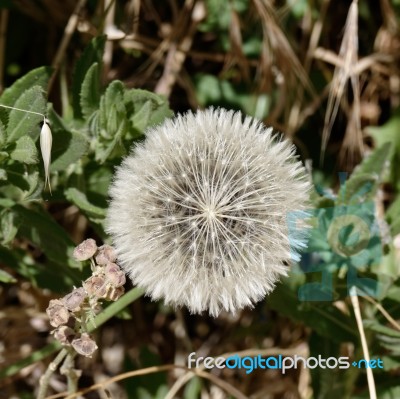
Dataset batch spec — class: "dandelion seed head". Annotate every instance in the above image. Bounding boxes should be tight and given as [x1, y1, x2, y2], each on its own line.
[107, 108, 310, 316]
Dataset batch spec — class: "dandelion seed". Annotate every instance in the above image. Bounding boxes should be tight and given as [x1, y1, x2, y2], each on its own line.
[107, 108, 311, 316]
[0, 104, 53, 194]
[40, 118, 52, 194]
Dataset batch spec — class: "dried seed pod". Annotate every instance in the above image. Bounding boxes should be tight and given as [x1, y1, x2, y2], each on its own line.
[106, 286, 125, 301]
[71, 333, 98, 357]
[53, 326, 75, 345]
[62, 287, 86, 311]
[105, 263, 126, 287]
[46, 299, 70, 327]
[95, 245, 117, 265]
[73, 239, 98, 261]
[83, 275, 108, 298]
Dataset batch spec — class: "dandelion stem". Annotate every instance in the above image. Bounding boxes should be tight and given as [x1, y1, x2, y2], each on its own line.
[0, 103, 45, 118]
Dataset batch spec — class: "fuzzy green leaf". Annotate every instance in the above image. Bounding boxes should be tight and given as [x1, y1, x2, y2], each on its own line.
[99, 80, 125, 133]
[65, 187, 107, 220]
[10, 135, 38, 164]
[4, 163, 30, 192]
[13, 204, 82, 273]
[367, 112, 400, 189]
[72, 36, 106, 119]
[338, 143, 391, 205]
[0, 120, 5, 148]
[124, 89, 173, 136]
[0, 66, 52, 106]
[47, 107, 89, 171]
[6, 86, 46, 143]
[95, 80, 128, 162]
[0, 208, 19, 245]
[94, 127, 127, 163]
[80, 62, 101, 118]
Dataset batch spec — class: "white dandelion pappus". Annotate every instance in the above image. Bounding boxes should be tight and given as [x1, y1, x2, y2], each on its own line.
[106, 108, 311, 316]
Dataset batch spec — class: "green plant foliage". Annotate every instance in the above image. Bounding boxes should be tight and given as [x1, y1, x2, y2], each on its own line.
[367, 111, 400, 190]
[0, 35, 172, 295]
[72, 35, 106, 119]
[0, 66, 52, 108]
[337, 143, 391, 205]
[65, 187, 107, 223]
[10, 136, 38, 164]
[1, 20, 400, 397]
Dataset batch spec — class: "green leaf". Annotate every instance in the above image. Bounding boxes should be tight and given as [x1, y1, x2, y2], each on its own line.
[0, 163, 41, 202]
[80, 62, 101, 118]
[379, 356, 400, 371]
[363, 319, 400, 338]
[3, 163, 31, 192]
[13, 204, 82, 274]
[386, 196, 400, 235]
[0, 119, 5, 147]
[10, 135, 38, 164]
[367, 111, 400, 189]
[309, 332, 349, 399]
[47, 107, 89, 171]
[353, 381, 400, 399]
[338, 143, 391, 205]
[6, 86, 46, 143]
[72, 36, 106, 118]
[0, 208, 19, 245]
[23, 171, 41, 200]
[183, 377, 202, 399]
[0, 66, 52, 106]
[94, 80, 128, 163]
[99, 80, 125, 134]
[94, 130, 126, 163]
[268, 278, 357, 343]
[65, 187, 107, 221]
[0, 245, 80, 292]
[124, 88, 173, 136]
[0, 268, 17, 283]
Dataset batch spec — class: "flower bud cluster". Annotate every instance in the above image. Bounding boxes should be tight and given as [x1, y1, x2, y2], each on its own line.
[46, 240, 125, 357]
